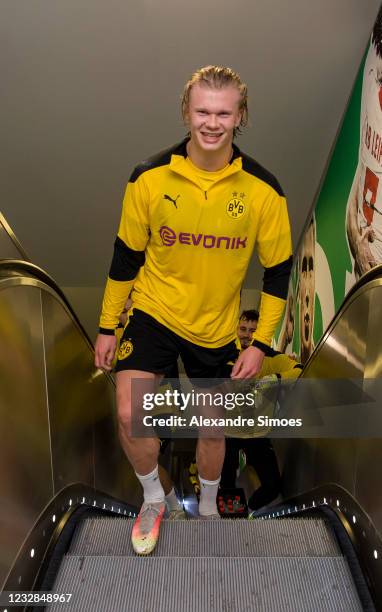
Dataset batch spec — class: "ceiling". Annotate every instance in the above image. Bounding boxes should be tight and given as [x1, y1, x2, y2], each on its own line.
[1, 0, 381, 297]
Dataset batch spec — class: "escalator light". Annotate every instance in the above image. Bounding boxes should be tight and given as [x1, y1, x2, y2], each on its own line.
[82, 497, 85, 504]
[30, 549, 35, 558]
[353, 516, 356, 524]
[312, 501, 315, 507]
[336, 500, 340, 507]
[93, 501, 96, 506]
[52, 515, 56, 523]
[374, 550, 378, 559]
[302, 505, 305, 510]
[69, 499, 72, 506]
[324, 498, 327, 504]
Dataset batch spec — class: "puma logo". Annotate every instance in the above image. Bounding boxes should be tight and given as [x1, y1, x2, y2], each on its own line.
[164, 194, 180, 208]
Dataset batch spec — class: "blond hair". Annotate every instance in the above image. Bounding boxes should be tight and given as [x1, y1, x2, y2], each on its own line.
[181, 65, 248, 137]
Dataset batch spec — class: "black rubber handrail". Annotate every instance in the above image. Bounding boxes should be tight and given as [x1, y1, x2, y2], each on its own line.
[0, 258, 95, 351]
[299, 262, 382, 372]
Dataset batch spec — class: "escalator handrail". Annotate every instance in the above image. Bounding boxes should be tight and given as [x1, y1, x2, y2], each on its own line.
[0, 258, 96, 353]
[300, 262, 382, 373]
[0, 211, 30, 261]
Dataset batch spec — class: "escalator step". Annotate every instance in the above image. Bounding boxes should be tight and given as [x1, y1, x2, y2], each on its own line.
[69, 517, 341, 557]
[47, 555, 362, 612]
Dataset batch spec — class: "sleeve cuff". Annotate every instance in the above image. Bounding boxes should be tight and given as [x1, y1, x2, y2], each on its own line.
[252, 340, 270, 353]
[98, 327, 116, 336]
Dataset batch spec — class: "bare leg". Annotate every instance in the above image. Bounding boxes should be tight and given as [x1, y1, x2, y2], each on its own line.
[116, 369, 163, 474]
[196, 438, 225, 480]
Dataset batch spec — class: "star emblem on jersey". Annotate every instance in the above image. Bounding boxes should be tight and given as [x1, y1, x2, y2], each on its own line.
[226, 197, 246, 219]
[118, 339, 134, 360]
[164, 194, 180, 208]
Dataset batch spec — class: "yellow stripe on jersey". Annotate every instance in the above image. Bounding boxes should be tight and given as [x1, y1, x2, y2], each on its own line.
[253, 292, 287, 348]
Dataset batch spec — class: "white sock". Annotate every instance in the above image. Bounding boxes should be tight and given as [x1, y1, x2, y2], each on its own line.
[198, 475, 220, 516]
[165, 488, 183, 512]
[135, 465, 165, 504]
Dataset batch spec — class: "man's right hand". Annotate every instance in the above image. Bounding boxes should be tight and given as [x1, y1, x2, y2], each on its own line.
[95, 334, 117, 371]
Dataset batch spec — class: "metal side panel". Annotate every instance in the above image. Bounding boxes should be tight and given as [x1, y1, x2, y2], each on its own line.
[0, 285, 53, 586]
[69, 518, 341, 557]
[355, 438, 382, 529]
[47, 556, 362, 612]
[41, 291, 95, 491]
[41, 289, 139, 505]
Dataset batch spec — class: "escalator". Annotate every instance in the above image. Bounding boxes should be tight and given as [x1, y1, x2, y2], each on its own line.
[1, 215, 382, 610]
[43, 514, 367, 611]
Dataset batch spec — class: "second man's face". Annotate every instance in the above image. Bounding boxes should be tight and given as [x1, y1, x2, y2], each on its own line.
[237, 318, 258, 349]
[186, 83, 242, 155]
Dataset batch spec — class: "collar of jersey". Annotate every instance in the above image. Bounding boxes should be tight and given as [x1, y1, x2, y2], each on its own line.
[169, 137, 243, 188]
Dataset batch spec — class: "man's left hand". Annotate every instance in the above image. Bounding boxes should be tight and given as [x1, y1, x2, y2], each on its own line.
[230, 345, 265, 379]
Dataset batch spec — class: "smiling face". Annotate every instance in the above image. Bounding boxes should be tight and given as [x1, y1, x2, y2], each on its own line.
[185, 83, 242, 157]
[299, 219, 316, 362]
[237, 317, 258, 349]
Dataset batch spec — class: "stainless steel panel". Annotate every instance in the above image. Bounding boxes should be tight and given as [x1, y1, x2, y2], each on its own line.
[279, 439, 318, 497]
[41, 291, 95, 492]
[0, 285, 53, 587]
[312, 439, 358, 494]
[365, 289, 382, 378]
[355, 439, 382, 528]
[278, 283, 382, 537]
[41, 290, 138, 503]
[304, 290, 370, 379]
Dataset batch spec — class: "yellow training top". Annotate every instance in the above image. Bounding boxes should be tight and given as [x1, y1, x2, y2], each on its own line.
[99, 138, 292, 349]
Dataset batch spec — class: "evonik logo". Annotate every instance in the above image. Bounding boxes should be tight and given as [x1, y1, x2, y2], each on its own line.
[159, 226, 247, 249]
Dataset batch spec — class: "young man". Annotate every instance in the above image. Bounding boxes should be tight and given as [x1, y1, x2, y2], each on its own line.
[95, 66, 292, 554]
[237, 309, 260, 349]
[221, 310, 302, 511]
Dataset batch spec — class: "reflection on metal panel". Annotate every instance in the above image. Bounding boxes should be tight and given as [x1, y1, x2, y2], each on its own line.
[365, 289, 382, 379]
[279, 282, 382, 537]
[42, 291, 95, 491]
[313, 439, 358, 494]
[0, 274, 139, 588]
[304, 290, 369, 379]
[280, 439, 317, 497]
[355, 439, 382, 528]
[0, 285, 53, 587]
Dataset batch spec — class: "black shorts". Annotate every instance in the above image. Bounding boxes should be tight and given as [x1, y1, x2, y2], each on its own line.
[115, 308, 238, 380]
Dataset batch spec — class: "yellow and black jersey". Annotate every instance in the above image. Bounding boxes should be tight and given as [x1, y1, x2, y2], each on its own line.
[258, 347, 302, 380]
[99, 137, 292, 349]
[234, 338, 303, 379]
